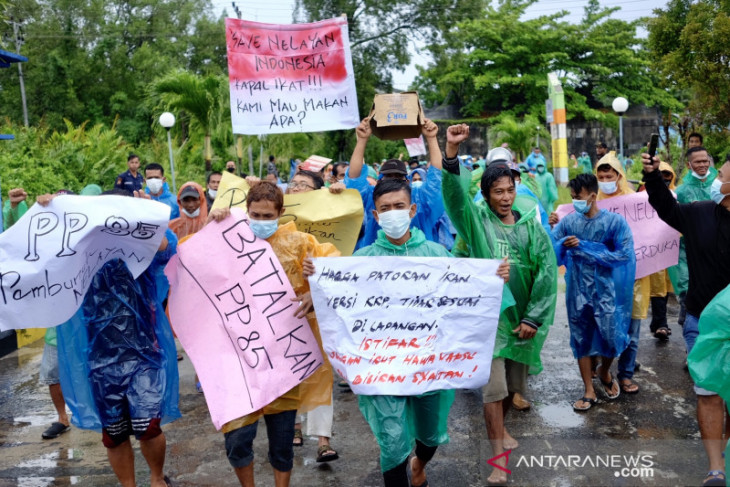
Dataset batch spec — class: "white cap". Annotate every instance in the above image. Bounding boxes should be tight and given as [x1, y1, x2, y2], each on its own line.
[486, 147, 513, 165]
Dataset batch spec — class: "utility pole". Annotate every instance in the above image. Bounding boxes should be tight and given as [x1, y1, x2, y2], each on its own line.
[5, 17, 28, 127]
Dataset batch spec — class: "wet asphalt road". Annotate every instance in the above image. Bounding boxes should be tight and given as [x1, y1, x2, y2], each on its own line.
[0, 288, 708, 486]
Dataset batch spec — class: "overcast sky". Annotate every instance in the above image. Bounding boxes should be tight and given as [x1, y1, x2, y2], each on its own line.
[212, 0, 667, 90]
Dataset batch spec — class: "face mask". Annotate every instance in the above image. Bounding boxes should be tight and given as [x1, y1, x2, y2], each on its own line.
[572, 199, 591, 214]
[182, 207, 200, 218]
[515, 180, 521, 187]
[208, 189, 218, 198]
[146, 178, 163, 194]
[411, 180, 424, 189]
[227, 167, 235, 173]
[688, 162, 706, 180]
[710, 179, 729, 205]
[598, 180, 617, 195]
[663, 179, 672, 188]
[249, 219, 279, 239]
[537, 166, 546, 173]
[377, 209, 411, 240]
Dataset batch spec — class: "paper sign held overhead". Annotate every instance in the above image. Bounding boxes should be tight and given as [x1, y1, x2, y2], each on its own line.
[226, 17, 359, 135]
[404, 136, 427, 157]
[368, 92, 425, 140]
[300, 155, 332, 172]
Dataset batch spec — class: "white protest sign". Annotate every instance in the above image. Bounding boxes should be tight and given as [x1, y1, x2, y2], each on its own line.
[309, 257, 504, 395]
[0, 196, 169, 331]
[404, 136, 427, 157]
[226, 17, 359, 135]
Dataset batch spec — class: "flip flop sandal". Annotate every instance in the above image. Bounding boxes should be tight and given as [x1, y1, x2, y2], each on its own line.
[600, 375, 620, 400]
[620, 380, 640, 394]
[163, 475, 174, 487]
[316, 444, 339, 462]
[703, 470, 726, 486]
[408, 457, 429, 487]
[653, 328, 670, 341]
[293, 428, 304, 447]
[42, 422, 71, 439]
[572, 397, 597, 411]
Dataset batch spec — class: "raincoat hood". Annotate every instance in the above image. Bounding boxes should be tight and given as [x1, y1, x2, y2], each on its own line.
[596, 151, 631, 199]
[659, 162, 677, 190]
[170, 181, 209, 239]
[409, 168, 427, 182]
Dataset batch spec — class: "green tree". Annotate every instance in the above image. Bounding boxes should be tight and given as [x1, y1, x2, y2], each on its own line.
[416, 0, 679, 125]
[151, 70, 228, 172]
[491, 115, 545, 162]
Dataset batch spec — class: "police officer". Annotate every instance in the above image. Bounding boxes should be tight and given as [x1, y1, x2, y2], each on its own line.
[115, 154, 144, 192]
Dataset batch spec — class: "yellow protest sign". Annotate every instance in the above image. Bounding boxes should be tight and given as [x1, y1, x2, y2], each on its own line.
[211, 172, 364, 255]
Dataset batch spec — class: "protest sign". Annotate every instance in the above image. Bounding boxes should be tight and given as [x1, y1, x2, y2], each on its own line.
[555, 191, 680, 278]
[309, 257, 504, 395]
[211, 172, 364, 255]
[165, 208, 323, 429]
[226, 17, 359, 135]
[0, 196, 169, 331]
[368, 92, 424, 140]
[404, 136, 427, 157]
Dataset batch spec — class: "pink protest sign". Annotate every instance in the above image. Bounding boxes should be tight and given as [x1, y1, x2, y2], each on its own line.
[554, 191, 680, 279]
[165, 209, 323, 430]
[404, 136, 427, 157]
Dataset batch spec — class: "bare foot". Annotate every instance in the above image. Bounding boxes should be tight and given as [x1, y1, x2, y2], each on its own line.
[487, 466, 508, 485]
[410, 456, 427, 486]
[503, 428, 519, 450]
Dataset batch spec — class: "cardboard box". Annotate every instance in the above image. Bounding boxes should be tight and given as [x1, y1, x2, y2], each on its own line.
[368, 92, 425, 140]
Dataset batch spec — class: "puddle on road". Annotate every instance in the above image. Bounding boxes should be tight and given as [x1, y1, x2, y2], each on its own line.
[536, 403, 585, 428]
[17, 449, 79, 469]
[12, 414, 57, 427]
[17, 478, 78, 487]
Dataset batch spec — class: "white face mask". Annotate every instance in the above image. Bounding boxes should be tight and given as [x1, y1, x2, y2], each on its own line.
[688, 162, 707, 180]
[377, 209, 412, 240]
[182, 207, 200, 218]
[208, 189, 218, 198]
[598, 180, 618, 195]
[710, 178, 729, 205]
[146, 178, 164, 194]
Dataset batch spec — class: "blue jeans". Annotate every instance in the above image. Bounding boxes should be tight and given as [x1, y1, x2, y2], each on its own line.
[618, 318, 641, 381]
[683, 313, 699, 354]
[224, 410, 296, 472]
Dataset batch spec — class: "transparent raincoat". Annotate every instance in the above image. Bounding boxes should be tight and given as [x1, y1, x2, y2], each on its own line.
[552, 210, 635, 358]
[353, 227, 455, 472]
[443, 166, 557, 374]
[57, 230, 181, 431]
[221, 221, 339, 433]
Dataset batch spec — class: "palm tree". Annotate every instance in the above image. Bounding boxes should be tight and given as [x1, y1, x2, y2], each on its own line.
[490, 114, 547, 162]
[151, 70, 227, 171]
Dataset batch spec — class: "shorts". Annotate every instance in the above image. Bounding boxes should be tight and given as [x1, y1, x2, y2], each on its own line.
[91, 365, 165, 447]
[224, 410, 296, 472]
[482, 357, 528, 403]
[39, 343, 60, 385]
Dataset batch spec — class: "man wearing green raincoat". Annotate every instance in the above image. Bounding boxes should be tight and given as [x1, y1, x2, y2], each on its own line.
[535, 161, 559, 212]
[441, 124, 557, 485]
[577, 152, 593, 174]
[353, 177, 509, 487]
[669, 146, 717, 327]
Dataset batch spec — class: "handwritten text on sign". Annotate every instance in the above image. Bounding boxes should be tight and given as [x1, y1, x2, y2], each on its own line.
[555, 191, 680, 279]
[309, 257, 504, 395]
[211, 172, 364, 255]
[0, 196, 168, 331]
[226, 17, 359, 135]
[164, 209, 323, 429]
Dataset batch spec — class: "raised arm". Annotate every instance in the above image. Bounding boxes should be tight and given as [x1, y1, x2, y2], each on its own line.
[422, 119, 442, 170]
[642, 153, 687, 234]
[348, 118, 372, 179]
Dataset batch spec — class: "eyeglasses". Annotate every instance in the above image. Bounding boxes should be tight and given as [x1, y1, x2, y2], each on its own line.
[288, 181, 315, 190]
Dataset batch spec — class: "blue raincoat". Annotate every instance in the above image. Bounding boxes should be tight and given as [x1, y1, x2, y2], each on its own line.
[345, 165, 445, 250]
[552, 210, 635, 358]
[57, 229, 180, 431]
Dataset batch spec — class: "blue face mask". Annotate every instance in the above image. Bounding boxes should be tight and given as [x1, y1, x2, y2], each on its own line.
[710, 178, 729, 205]
[572, 199, 591, 214]
[249, 218, 279, 239]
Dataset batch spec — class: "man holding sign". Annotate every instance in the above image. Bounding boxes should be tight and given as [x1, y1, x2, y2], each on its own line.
[346, 177, 510, 487]
[442, 124, 557, 486]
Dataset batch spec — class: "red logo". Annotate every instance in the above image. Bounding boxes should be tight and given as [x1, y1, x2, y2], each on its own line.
[487, 449, 513, 474]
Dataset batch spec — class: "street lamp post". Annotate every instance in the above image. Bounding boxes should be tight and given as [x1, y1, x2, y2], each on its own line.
[159, 112, 177, 194]
[536, 125, 541, 148]
[612, 97, 629, 161]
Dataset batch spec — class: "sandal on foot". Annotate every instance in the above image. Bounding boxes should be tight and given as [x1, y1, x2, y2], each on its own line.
[316, 444, 339, 462]
[409, 456, 429, 487]
[703, 470, 726, 486]
[573, 397, 597, 411]
[598, 371, 620, 400]
[42, 422, 70, 439]
[654, 328, 670, 341]
[293, 428, 303, 447]
[163, 475, 174, 487]
[620, 380, 640, 394]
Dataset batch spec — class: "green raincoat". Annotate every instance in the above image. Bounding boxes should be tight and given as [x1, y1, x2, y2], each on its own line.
[577, 154, 593, 174]
[442, 167, 558, 374]
[353, 227, 455, 472]
[534, 163, 559, 212]
[469, 165, 485, 199]
[687, 283, 730, 471]
[668, 167, 718, 295]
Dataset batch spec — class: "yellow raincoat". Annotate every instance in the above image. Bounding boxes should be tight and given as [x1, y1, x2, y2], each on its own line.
[595, 152, 649, 320]
[222, 221, 340, 433]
